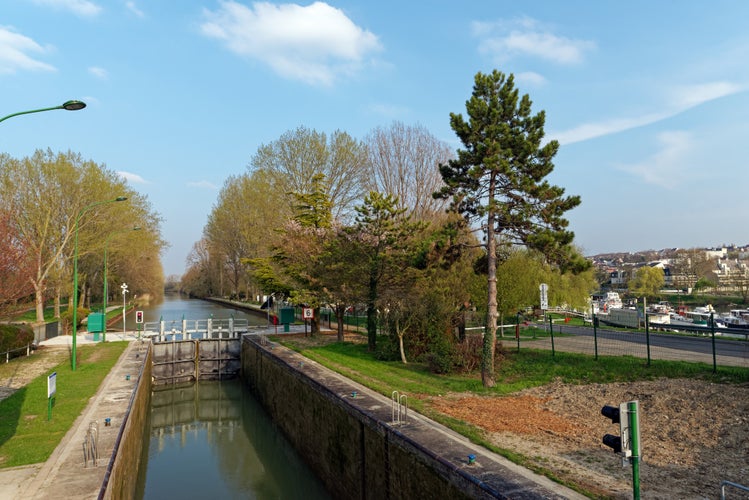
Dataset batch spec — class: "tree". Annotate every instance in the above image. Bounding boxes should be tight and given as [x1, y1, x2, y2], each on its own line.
[0, 208, 34, 317]
[364, 121, 452, 220]
[629, 266, 665, 300]
[251, 126, 368, 222]
[435, 70, 584, 387]
[351, 192, 422, 351]
[0, 150, 158, 323]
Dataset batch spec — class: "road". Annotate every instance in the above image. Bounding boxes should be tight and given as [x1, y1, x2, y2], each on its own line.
[520, 323, 749, 367]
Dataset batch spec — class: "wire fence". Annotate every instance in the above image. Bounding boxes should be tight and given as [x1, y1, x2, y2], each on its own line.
[506, 319, 749, 371]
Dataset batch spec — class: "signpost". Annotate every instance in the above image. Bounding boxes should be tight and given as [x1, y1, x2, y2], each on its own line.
[47, 372, 57, 420]
[539, 283, 549, 310]
[302, 308, 313, 336]
[136, 310, 143, 340]
[121, 283, 128, 336]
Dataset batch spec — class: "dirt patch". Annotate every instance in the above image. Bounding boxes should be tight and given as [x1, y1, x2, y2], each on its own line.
[430, 378, 749, 499]
[0, 346, 68, 402]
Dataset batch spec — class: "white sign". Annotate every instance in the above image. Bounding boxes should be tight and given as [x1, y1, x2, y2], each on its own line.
[302, 308, 314, 319]
[539, 283, 549, 310]
[48, 372, 57, 398]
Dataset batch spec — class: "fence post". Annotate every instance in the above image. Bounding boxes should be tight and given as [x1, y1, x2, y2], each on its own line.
[710, 312, 717, 373]
[645, 303, 651, 366]
[592, 304, 599, 360]
[549, 316, 555, 357]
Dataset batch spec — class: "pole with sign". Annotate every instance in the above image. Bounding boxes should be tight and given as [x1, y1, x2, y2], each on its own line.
[47, 372, 57, 420]
[136, 310, 143, 340]
[302, 308, 313, 337]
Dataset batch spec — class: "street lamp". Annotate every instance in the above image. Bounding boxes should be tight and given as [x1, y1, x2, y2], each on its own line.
[102, 226, 141, 342]
[0, 100, 87, 124]
[72, 196, 127, 371]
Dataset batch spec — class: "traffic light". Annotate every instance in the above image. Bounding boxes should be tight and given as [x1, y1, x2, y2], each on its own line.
[135, 310, 144, 324]
[601, 402, 632, 457]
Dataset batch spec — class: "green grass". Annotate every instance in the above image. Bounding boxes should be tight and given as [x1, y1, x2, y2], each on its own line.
[283, 339, 748, 401]
[0, 342, 128, 468]
[10, 305, 68, 323]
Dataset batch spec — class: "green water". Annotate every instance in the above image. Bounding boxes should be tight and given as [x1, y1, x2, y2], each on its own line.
[135, 380, 330, 499]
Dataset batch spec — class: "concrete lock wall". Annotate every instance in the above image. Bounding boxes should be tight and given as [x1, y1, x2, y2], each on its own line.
[240, 337, 478, 500]
[101, 345, 153, 500]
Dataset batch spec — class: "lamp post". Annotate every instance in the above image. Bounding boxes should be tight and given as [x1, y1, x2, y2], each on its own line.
[103, 226, 140, 342]
[72, 196, 127, 371]
[0, 100, 86, 124]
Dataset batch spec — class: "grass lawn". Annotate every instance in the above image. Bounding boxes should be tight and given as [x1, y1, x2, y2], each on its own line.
[280, 334, 748, 417]
[0, 342, 128, 468]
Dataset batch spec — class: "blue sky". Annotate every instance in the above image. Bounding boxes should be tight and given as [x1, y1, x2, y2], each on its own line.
[2, 0, 748, 277]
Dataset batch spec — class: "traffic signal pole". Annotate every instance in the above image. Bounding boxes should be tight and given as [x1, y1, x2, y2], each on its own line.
[602, 400, 641, 499]
[628, 401, 641, 499]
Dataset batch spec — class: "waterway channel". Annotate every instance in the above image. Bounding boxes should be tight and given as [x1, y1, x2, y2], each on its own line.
[126, 294, 331, 499]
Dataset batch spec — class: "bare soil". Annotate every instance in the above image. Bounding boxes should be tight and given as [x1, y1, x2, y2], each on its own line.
[429, 377, 749, 499]
[0, 345, 68, 402]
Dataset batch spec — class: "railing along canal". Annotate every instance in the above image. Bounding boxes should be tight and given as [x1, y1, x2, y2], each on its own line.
[142, 318, 251, 342]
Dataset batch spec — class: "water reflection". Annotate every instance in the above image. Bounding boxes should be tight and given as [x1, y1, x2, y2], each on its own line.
[112, 293, 270, 331]
[138, 380, 330, 499]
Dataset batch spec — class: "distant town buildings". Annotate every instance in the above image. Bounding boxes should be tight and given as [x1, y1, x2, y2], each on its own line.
[590, 244, 749, 294]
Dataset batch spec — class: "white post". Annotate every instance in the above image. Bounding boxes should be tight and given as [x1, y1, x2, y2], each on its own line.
[120, 283, 128, 336]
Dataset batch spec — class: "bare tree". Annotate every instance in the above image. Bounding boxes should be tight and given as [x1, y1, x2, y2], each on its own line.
[251, 126, 368, 222]
[365, 121, 452, 220]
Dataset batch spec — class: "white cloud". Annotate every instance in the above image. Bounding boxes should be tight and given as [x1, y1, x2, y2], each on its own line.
[187, 180, 218, 190]
[200, 1, 382, 86]
[617, 131, 693, 188]
[515, 71, 546, 87]
[88, 66, 108, 79]
[553, 80, 746, 145]
[118, 171, 147, 184]
[30, 0, 102, 17]
[125, 1, 144, 18]
[668, 81, 745, 109]
[0, 26, 56, 74]
[473, 17, 595, 65]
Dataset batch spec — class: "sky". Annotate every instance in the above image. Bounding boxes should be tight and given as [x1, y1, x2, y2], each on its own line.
[2, 0, 749, 277]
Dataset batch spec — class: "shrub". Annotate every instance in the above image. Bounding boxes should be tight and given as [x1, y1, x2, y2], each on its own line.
[452, 334, 483, 373]
[0, 323, 34, 356]
[59, 307, 90, 335]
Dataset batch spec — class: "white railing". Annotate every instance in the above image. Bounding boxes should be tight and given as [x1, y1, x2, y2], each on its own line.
[142, 318, 252, 342]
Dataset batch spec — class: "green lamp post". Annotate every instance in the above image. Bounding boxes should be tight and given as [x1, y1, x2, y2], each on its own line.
[0, 100, 86, 124]
[72, 196, 127, 370]
[102, 226, 141, 342]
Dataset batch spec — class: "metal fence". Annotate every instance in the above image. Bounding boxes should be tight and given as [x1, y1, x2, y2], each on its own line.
[1, 343, 35, 363]
[508, 319, 749, 371]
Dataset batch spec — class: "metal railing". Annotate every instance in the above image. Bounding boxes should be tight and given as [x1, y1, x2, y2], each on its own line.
[142, 318, 252, 342]
[2, 344, 34, 363]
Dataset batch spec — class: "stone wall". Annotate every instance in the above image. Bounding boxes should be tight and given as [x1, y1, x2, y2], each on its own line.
[101, 344, 153, 500]
[240, 336, 485, 500]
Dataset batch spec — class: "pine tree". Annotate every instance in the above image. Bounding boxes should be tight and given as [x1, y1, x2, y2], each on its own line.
[435, 70, 583, 387]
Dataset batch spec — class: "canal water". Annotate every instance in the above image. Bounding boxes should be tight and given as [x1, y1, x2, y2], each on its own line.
[130, 294, 331, 499]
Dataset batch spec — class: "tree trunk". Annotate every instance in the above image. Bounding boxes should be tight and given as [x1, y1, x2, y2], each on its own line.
[367, 268, 378, 351]
[335, 304, 345, 342]
[33, 281, 45, 323]
[482, 171, 498, 388]
[54, 288, 61, 318]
